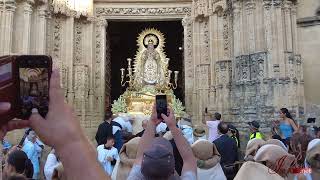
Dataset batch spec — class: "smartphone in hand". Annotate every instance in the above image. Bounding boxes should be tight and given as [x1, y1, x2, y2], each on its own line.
[156, 95, 167, 120]
[0, 55, 52, 124]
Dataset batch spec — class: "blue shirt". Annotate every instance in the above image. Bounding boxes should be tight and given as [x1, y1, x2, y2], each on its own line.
[23, 141, 39, 179]
[279, 123, 293, 139]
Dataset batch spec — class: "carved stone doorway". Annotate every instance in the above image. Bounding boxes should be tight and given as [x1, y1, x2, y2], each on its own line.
[94, 4, 193, 115]
[107, 20, 185, 110]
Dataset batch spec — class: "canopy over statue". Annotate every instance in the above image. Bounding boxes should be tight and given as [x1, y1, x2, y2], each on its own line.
[112, 28, 186, 118]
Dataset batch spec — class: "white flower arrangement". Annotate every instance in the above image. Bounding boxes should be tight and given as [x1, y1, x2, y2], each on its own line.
[111, 95, 127, 114]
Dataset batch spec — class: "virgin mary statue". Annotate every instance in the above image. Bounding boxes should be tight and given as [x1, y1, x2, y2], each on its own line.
[141, 39, 162, 85]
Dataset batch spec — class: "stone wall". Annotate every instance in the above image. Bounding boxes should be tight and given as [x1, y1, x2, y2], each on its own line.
[191, 0, 305, 136]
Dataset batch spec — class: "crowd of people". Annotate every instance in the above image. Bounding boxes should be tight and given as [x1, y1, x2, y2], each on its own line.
[0, 70, 319, 180]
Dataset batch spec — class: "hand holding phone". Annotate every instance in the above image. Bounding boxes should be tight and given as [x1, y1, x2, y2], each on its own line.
[0, 55, 52, 123]
[156, 95, 167, 120]
[160, 106, 176, 129]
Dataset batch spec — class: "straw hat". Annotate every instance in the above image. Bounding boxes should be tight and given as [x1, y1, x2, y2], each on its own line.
[254, 144, 295, 177]
[244, 138, 266, 160]
[192, 139, 220, 160]
[125, 137, 140, 159]
[193, 126, 206, 137]
[265, 139, 288, 152]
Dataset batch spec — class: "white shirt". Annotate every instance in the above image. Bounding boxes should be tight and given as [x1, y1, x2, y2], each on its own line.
[207, 120, 221, 142]
[24, 138, 44, 159]
[97, 145, 119, 175]
[113, 117, 133, 133]
[44, 153, 59, 180]
[156, 122, 168, 134]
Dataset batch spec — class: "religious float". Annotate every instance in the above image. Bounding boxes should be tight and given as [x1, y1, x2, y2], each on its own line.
[111, 28, 186, 120]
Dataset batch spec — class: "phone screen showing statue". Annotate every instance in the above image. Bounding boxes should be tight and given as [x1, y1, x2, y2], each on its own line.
[19, 67, 49, 119]
[156, 95, 167, 120]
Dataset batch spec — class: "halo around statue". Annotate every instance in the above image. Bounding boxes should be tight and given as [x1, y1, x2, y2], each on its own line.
[136, 28, 165, 53]
[143, 34, 159, 48]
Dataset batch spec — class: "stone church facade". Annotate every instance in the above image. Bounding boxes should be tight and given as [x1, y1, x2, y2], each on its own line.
[1, 0, 319, 141]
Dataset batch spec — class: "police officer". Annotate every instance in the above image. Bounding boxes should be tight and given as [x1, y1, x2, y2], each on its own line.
[248, 121, 264, 140]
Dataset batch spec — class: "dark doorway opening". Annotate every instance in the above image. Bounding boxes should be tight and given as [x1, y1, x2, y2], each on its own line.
[108, 21, 185, 105]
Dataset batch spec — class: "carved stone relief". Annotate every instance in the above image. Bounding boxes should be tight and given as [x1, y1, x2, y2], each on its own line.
[96, 7, 191, 17]
[74, 20, 82, 64]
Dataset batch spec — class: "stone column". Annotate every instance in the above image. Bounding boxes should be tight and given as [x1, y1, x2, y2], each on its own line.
[274, 1, 285, 77]
[208, 10, 217, 111]
[233, 1, 241, 83]
[0, 0, 16, 55]
[83, 18, 95, 112]
[284, 1, 293, 52]
[192, 20, 200, 123]
[95, 18, 108, 116]
[182, 16, 193, 115]
[255, 0, 265, 51]
[245, 1, 256, 53]
[233, 2, 241, 57]
[217, 9, 223, 61]
[263, 0, 273, 78]
[291, 5, 299, 54]
[13, 0, 33, 54]
[63, 16, 75, 104]
[31, 4, 48, 54]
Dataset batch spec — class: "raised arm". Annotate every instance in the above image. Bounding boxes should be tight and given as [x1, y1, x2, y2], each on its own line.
[29, 70, 109, 180]
[162, 108, 197, 174]
[134, 106, 161, 165]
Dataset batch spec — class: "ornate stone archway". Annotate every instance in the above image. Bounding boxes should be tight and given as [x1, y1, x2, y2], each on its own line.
[93, 3, 194, 117]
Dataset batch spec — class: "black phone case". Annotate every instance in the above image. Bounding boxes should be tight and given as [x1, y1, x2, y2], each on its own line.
[0, 55, 52, 123]
[156, 95, 167, 119]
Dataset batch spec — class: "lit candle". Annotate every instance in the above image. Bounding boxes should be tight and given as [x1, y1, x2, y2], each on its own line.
[127, 58, 132, 67]
[168, 70, 172, 80]
[120, 68, 125, 76]
[174, 71, 179, 80]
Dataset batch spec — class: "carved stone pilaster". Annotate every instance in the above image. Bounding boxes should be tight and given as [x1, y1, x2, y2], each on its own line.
[74, 20, 82, 64]
[232, 1, 241, 57]
[245, 1, 256, 53]
[64, 16, 75, 104]
[0, 0, 16, 56]
[222, 12, 230, 59]
[182, 16, 193, 114]
[74, 64, 90, 126]
[95, 18, 108, 115]
[31, 4, 49, 54]
[12, 0, 34, 54]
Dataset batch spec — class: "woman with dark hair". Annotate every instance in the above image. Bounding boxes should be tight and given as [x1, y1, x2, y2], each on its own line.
[279, 108, 298, 144]
[2, 150, 33, 180]
[228, 124, 240, 148]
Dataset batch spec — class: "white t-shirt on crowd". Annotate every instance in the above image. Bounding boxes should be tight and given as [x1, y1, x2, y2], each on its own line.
[97, 145, 119, 175]
[156, 122, 168, 134]
[113, 117, 133, 133]
[207, 120, 221, 142]
[44, 153, 60, 180]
